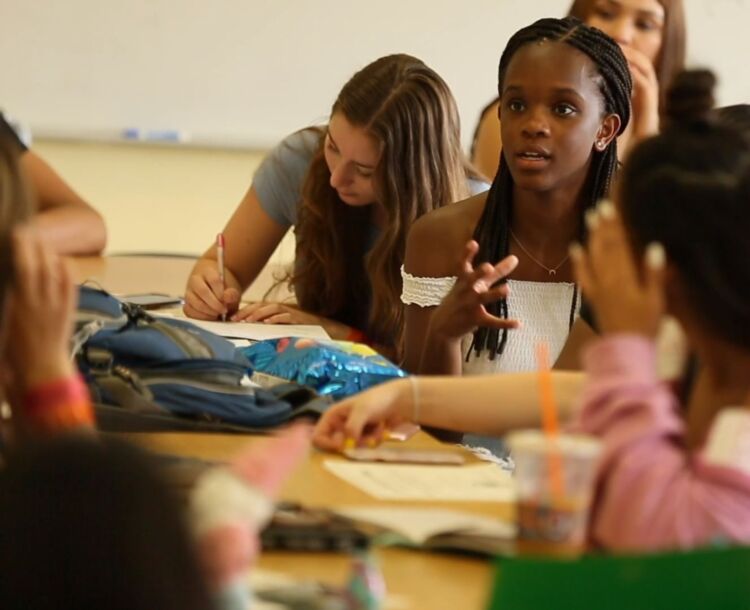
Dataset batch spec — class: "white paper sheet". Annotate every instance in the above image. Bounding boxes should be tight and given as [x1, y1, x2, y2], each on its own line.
[323, 461, 515, 502]
[151, 312, 330, 341]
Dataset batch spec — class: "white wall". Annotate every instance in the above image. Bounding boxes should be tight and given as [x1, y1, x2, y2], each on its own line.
[4, 1, 749, 151]
[32, 139, 278, 257]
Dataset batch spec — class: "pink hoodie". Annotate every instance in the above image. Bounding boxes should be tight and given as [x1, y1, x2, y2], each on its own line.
[575, 335, 750, 552]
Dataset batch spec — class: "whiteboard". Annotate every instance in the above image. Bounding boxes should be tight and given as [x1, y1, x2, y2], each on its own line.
[2, 0, 748, 150]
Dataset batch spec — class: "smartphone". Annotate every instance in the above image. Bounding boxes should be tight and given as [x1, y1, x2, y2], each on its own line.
[121, 293, 184, 309]
[342, 446, 466, 465]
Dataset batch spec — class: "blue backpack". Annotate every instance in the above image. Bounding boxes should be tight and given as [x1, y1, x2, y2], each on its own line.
[74, 286, 325, 432]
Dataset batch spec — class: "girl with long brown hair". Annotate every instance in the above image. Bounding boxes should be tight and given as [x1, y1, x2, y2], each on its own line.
[472, 0, 686, 179]
[185, 54, 485, 356]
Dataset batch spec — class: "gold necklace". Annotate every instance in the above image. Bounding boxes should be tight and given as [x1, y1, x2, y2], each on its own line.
[509, 229, 570, 277]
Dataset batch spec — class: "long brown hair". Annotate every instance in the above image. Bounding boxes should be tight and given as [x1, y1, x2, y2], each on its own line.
[292, 54, 472, 353]
[0, 138, 33, 311]
[568, 0, 686, 112]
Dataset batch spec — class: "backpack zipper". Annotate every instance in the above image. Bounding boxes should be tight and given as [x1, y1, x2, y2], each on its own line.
[110, 365, 254, 397]
[141, 318, 215, 359]
[141, 375, 259, 396]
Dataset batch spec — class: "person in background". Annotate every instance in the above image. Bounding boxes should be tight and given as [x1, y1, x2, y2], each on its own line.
[472, 0, 686, 179]
[0, 437, 215, 610]
[569, 70, 750, 550]
[0, 426, 310, 610]
[0, 136, 94, 440]
[0, 134, 310, 610]
[184, 54, 486, 360]
[0, 111, 106, 255]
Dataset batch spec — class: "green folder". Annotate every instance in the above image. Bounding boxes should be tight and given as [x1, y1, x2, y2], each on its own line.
[486, 546, 750, 609]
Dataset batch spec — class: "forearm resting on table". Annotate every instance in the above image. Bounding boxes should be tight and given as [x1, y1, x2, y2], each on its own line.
[33, 206, 106, 255]
[411, 371, 584, 436]
[23, 151, 106, 255]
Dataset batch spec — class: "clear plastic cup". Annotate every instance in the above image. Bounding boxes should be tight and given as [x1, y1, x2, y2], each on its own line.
[506, 429, 602, 557]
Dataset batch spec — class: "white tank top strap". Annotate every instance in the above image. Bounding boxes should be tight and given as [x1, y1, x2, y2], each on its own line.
[400, 265, 457, 307]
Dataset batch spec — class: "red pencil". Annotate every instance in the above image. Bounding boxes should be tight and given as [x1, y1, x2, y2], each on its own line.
[216, 233, 226, 322]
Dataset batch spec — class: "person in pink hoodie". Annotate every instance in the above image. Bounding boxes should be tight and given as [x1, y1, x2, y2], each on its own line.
[569, 69, 750, 551]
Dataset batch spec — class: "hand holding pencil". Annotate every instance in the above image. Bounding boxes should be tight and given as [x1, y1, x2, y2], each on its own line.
[183, 234, 242, 321]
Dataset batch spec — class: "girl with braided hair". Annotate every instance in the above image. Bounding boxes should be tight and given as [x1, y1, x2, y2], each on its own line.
[402, 16, 631, 382]
[472, 0, 686, 179]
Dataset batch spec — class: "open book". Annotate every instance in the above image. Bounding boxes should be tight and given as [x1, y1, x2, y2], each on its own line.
[331, 506, 516, 556]
[261, 503, 515, 556]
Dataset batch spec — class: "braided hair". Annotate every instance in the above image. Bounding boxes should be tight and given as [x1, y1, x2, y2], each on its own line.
[621, 70, 750, 349]
[469, 16, 632, 359]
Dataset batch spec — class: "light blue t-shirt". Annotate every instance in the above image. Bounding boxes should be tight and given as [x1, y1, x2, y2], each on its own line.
[253, 128, 322, 227]
[252, 127, 489, 229]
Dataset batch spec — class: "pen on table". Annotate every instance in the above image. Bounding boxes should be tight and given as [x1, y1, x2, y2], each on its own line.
[216, 233, 226, 322]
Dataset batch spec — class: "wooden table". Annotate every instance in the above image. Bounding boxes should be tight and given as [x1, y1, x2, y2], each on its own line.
[126, 430, 501, 610]
[70, 255, 292, 302]
[72, 256, 503, 610]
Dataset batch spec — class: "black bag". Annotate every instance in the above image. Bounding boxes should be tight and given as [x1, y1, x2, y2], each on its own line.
[74, 286, 329, 433]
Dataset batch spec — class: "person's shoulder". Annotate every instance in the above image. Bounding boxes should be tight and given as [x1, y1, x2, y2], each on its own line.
[270, 126, 323, 162]
[413, 191, 487, 238]
[256, 126, 324, 182]
[284, 126, 324, 149]
[253, 126, 325, 225]
[405, 192, 488, 277]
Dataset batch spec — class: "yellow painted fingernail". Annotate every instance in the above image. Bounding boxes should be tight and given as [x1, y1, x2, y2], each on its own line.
[367, 437, 378, 448]
[569, 242, 583, 259]
[343, 438, 356, 450]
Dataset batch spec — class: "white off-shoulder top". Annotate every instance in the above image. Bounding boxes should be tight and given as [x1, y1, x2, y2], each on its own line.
[401, 266, 579, 374]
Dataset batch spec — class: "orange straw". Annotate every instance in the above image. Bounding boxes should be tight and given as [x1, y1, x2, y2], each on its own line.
[536, 342, 565, 499]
